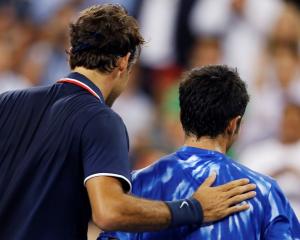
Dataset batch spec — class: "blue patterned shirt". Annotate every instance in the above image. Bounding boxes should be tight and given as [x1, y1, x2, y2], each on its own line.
[100, 146, 300, 240]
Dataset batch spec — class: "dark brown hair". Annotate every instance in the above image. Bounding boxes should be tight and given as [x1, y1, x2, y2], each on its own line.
[69, 4, 144, 73]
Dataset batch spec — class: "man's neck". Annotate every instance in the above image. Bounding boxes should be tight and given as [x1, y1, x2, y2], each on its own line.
[73, 67, 114, 101]
[184, 136, 227, 154]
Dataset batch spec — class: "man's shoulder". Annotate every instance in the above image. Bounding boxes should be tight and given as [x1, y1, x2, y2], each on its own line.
[0, 85, 50, 99]
[228, 158, 276, 196]
[0, 86, 55, 113]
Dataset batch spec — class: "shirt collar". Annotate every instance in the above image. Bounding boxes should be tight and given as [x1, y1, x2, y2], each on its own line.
[178, 146, 225, 158]
[64, 72, 105, 103]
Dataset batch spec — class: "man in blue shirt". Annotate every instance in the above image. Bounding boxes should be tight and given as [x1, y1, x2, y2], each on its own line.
[0, 5, 257, 240]
[106, 65, 300, 239]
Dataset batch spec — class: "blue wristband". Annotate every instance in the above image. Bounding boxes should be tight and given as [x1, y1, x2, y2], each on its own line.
[165, 197, 203, 227]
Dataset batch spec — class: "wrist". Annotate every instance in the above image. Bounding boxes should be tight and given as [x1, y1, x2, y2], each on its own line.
[165, 197, 203, 228]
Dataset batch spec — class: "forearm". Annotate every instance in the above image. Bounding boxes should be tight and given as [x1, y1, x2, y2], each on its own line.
[88, 177, 172, 231]
[90, 177, 202, 232]
[108, 194, 171, 232]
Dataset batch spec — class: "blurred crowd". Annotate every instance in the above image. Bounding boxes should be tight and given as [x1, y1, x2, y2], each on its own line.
[0, 0, 300, 217]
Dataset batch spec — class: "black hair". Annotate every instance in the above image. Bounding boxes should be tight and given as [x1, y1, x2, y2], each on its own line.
[179, 65, 249, 139]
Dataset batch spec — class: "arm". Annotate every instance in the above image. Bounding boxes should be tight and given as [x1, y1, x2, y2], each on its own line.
[86, 173, 256, 231]
[87, 176, 170, 231]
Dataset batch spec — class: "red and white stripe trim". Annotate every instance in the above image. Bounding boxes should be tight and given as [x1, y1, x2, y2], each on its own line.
[58, 78, 102, 102]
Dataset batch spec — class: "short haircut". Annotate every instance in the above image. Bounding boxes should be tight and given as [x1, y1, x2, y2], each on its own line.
[179, 65, 249, 139]
[69, 4, 144, 73]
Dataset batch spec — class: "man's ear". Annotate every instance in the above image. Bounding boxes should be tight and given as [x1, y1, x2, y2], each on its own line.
[118, 52, 131, 72]
[226, 116, 242, 136]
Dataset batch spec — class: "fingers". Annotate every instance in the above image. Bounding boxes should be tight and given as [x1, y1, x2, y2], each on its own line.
[227, 191, 256, 206]
[226, 203, 250, 216]
[198, 178, 256, 222]
[226, 184, 256, 198]
[201, 171, 217, 187]
[217, 178, 250, 191]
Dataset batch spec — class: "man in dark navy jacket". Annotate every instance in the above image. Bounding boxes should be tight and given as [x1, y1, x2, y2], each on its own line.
[0, 4, 256, 240]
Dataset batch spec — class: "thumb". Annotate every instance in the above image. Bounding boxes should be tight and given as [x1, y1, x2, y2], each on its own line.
[202, 171, 217, 187]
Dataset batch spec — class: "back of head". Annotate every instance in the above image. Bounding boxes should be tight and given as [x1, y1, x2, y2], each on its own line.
[179, 65, 249, 139]
[69, 4, 144, 73]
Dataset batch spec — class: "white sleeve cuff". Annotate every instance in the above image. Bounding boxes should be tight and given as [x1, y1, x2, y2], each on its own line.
[84, 173, 132, 193]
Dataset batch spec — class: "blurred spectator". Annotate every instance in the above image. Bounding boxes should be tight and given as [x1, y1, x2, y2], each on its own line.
[188, 37, 223, 68]
[190, 0, 283, 85]
[16, 3, 74, 85]
[0, 6, 31, 92]
[112, 65, 155, 152]
[40, 4, 75, 84]
[137, 0, 181, 69]
[110, 62, 170, 169]
[160, 84, 184, 150]
[237, 4, 300, 150]
[25, 0, 72, 24]
[18, 42, 53, 86]
[174, 0, 198, 67]
[137, 0, 199, 69]
[270, 3, 300, 46]
[0, 42, 30, 93]
[238, 44, 300, 149]
[240, 102, 300, 218]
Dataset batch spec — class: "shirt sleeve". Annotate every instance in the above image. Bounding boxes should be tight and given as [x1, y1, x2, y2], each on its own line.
[263, 181, 300, 239]
[81, 111, 132, 193]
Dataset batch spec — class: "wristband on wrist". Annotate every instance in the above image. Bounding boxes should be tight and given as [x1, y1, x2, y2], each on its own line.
[165, 197, 203, 227]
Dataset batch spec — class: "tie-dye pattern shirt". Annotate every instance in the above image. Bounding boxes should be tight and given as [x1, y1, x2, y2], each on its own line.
[100, 146, 300, 240]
